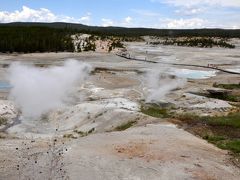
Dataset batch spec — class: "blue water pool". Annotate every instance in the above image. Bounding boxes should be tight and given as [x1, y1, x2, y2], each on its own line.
[0, 82, 12, 90]
[170, 69, 217, 79]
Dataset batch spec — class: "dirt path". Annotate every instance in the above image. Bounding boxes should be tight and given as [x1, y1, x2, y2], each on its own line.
[116, 53, 240, 75]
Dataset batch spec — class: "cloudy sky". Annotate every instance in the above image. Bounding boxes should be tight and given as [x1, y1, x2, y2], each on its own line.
[0, 0, 239, 29]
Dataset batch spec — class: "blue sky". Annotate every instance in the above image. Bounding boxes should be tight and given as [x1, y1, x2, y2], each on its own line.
[0, 0, 240, 28]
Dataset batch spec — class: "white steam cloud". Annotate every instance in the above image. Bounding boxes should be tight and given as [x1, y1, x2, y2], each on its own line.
[8, 59, 92, 119]
[145, 70, 186, 103]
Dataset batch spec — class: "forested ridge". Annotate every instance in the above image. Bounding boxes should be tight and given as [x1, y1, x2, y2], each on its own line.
[2, 22, 240, 37]
[0, 26, 74, 53]
[0, 22, 240, 53]
[149, 37, 235, 48]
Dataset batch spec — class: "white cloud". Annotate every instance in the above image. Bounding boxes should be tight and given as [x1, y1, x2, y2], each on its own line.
[101, 17, 133, 27]
[0, 6, 91, 24]
[0, 6, 56, 22]
[232, 25, 240, 29]
[124, 16, 132, 24]
[152, 0, 240, 8]
[78, 12, 91, 25]
[131, 7, 208, 29]
[0, 4, 238, 29]
[163, 18, 208, 29]
[175, 7, 204, 16]
[101, 18, 114, 27]
[149, 0, 240, 29]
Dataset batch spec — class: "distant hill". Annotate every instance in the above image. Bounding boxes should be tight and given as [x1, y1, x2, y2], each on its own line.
[1, 22, 240, 38]
[0, 22, 239, 53]
[0, 25, 74, 53]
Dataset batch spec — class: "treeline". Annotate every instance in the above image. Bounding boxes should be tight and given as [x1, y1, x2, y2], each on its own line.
[0, 26, 74, 53]
[1, 22, 240, 38]
[0, 22, 240, 53]
[150, 37, 235, 48]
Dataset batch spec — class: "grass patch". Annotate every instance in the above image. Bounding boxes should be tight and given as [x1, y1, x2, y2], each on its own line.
[209, 93, 240, 102]
[0, 134, 6, 139]
[141, 105, 171, 118]
[73, 128, 95, 137]
[87, 128, 95, 134]
[0, 117, 7, 126]
[176, 112, 240, 129]
[174, 112, 240, 159]
[213, 83, 240, 90]
[63, 134, 77, 139]
[204, 135, 240, 153]
[203, 135, 226, 143]
[220, 140, 240, 153]
[192, 82, 240, 102]
[175, 113, 200, 124]
[114, 121, 137, 131]
[205, 113, 240, 128]
[194, 92, 240, 102]
[73, 130, 86, 136]
[64, 128, 96, 139]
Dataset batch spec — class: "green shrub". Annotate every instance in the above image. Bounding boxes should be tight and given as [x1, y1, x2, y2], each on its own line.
[220, 140, 240, 153]
[141, 105, 170, 118]
[114, 121, 136, 131]
[213, 83, 240, 90]
[205, 113, 240, 128]
[0, 117, 7, 126]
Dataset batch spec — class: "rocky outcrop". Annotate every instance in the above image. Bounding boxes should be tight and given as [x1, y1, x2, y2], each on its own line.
[71, 34, 124, 53]
[0, 100, 18, 131]
[206, 88, 231, 96]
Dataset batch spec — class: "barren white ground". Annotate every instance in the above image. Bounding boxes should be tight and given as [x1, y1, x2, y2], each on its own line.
[0, 42, 239, 179]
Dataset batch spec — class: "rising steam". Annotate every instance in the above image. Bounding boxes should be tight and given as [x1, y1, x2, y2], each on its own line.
[145, 69, 186, 103]
[8, 59, 92, 119]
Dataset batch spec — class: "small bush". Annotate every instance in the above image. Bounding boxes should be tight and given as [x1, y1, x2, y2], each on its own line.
[0, 117, 7, 126]
[141, 105, 170, 118]
[174, 112, 240, 156]
[203, 135, 226, 142]
[220, 140, 240, 153]
[63, 134, 76, 139]
[213, 83, 240, 90]
[114, 121, 136, 131]
[194, 92, 240, 102]
[205, 113, 240, 128]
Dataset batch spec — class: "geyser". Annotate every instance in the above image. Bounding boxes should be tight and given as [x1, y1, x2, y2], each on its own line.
[8, 59, 92, 119]
[145, 70, 186, 103]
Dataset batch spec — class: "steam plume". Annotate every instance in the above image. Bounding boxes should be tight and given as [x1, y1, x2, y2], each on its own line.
[8, 59, 91, 118]
[145, 69, 186, 103]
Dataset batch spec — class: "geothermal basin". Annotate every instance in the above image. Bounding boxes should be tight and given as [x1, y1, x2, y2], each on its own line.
[0, 42, 239, 179]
